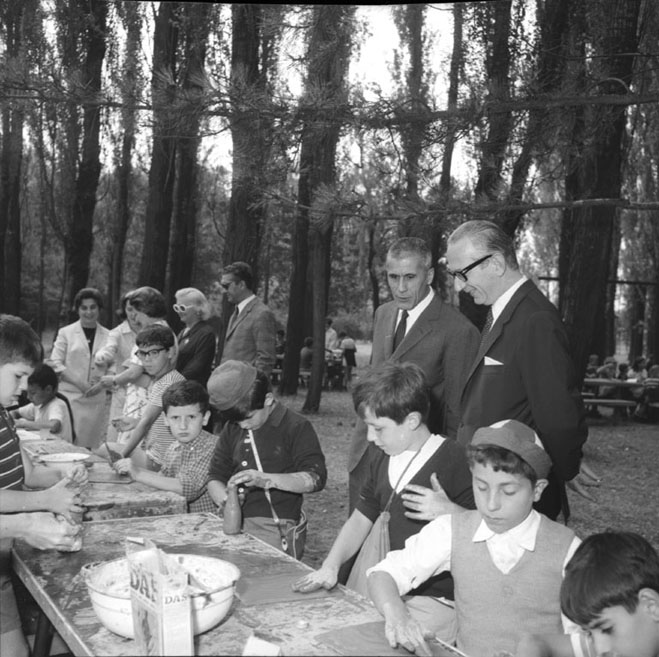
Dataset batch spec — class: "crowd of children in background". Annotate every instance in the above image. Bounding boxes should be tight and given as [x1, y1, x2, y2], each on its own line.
[2, 311, 658, 657]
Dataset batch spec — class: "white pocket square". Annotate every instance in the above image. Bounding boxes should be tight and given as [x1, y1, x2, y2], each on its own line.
[484, 356, 503, 366]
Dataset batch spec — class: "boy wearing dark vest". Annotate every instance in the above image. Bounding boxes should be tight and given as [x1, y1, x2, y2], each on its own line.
[367, 419, 584, 657]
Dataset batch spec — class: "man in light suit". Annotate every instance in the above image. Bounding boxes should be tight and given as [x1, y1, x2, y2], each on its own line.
[219, 262, 276, 376]
[446, 220, 587, 521]
[347, 237, 480, 512]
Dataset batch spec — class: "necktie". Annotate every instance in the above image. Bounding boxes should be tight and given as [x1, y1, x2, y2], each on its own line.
[479, 307, 493, 351]
[393, 310, 408, 352]
[228, 308, 239, 334]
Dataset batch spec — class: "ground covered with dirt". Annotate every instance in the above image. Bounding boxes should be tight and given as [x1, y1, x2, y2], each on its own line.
[285, 388, 659, 570]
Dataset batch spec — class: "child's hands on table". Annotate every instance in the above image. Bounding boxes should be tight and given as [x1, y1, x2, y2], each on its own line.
[382, 609, 434, 657]
[113, 458, 137, 478]
[47, 477, 86, 521]
[21, 511, 82, 551]
[64, 464, 89, 487]
[292, 565, 339, 593]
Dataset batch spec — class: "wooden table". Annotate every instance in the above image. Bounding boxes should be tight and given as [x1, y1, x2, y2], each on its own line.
[582, 378, 643, 390]
[12, 513, 384, 656]
[21, 439, 187, 520]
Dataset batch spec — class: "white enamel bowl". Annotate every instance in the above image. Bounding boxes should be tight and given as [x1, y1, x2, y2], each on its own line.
[82, 554, 241, 638]
[39, 452, 91, 474]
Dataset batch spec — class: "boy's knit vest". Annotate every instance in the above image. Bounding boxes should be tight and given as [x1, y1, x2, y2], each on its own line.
[451, 510, 575, 656]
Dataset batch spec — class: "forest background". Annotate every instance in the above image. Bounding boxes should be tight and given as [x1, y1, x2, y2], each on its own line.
[1, 1, 658, 412]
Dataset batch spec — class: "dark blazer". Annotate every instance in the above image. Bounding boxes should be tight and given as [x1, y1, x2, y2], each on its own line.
[176, 320, 217, 386]
[348, 293, 480, 472]
[220, 297, 276, 376]
[457, 279, 587, 519]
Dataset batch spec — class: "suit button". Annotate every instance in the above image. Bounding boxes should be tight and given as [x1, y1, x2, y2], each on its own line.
[241, 460, 248, 467]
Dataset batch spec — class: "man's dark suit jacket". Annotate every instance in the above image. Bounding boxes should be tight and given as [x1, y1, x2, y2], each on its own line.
[457, 279, 588, 520]
[347, 293, 479, 510]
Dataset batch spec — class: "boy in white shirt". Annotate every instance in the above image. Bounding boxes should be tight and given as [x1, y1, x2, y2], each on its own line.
[366, 419, 586, 657]
[12, 363, 73, 442]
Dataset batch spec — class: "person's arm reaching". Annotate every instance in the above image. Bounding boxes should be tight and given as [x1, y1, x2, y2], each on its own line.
[292, 510, 374, 592]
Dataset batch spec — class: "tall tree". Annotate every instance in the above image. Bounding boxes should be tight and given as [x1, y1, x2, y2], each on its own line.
[473, 0, 513, 203]
[280, 5, 354, 403]
[167, 1, 213, 307]
[138, 1, 180, 290]
[559, 0, 641, 377]
[108, 1, 142, 321]
[0, 0, 36, 312]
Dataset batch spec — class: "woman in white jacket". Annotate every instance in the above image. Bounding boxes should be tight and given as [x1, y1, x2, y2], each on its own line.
[49, 288, 110, 449]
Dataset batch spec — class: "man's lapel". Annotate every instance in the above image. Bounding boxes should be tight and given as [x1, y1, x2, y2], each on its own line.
[464, 280, 533, 383]
[393, 296, 439, 359]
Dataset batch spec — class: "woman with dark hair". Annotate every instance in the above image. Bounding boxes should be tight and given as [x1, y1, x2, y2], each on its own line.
[100, 287, 176, 448]
[48, 287, 110, 448]
[173, 287, 217, 386]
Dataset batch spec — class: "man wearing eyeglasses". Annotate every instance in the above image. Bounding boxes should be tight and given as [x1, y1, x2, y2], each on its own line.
[347, 237, 480, 514]
[218, 261, 277, 376]
[446, 220, 587, 521]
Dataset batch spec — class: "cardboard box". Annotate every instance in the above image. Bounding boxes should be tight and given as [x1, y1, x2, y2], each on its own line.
[126, 538, 194, 656]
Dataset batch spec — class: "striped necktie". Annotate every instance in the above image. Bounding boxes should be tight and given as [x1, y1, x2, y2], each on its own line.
[393, 310, 408, 352]
[479, 307, 493, 351]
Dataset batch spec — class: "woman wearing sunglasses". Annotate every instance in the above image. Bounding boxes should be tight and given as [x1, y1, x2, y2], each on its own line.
[173, 288, 217, 386]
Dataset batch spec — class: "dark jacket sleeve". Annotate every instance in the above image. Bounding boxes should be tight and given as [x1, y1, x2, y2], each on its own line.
[177, 327, 216, 385]
[518, 311, 587, 481]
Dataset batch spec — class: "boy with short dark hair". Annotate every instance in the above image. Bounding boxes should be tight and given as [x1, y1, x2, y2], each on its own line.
[11, 363, 73, 442]
[115, 380, 219, 514]
[118, 324, 185, 470]
[293, 361, 474, 643]
[207, 360, 327, 559]
[515, 531, 659, 657]
[366, 419, 583, 656]
[0, 315, 85, 657]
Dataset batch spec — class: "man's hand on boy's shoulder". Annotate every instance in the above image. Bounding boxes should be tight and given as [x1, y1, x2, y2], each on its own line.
[401, 473, 457, 521]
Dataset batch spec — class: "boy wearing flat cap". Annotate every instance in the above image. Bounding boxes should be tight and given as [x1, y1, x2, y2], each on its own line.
[207, 360, 327, 559]
[366, 419, 589, 657]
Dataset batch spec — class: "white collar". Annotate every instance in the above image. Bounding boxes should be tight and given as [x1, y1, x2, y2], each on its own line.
[472, 508, 541, 552]
[490, 276, 527, 323]
[397, 288, 434, 328]
[388, 433, 445, 491]
[237, 294, 256, 314]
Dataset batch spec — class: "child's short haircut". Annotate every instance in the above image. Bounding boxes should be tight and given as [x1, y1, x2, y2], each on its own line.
[162, 379, 210, 414]
[561, 531, 659, 627]
[135, 324, 176, 349]
[466, 444, 538, 485]
[0, 314, 43, 366]
[28, 363, 59, 391]
[352, 361, 429, 424]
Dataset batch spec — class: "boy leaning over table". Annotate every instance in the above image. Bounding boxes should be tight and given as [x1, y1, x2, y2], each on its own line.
[366, 419, 591, 657]
[114, 379, 219, 514]
[515, 531, 659, 657]
[0, 314, 87, 657]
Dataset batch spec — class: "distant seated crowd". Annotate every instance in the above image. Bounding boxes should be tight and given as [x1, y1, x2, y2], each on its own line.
[2, 232, 659, 657]
[584, 352, 659, 421]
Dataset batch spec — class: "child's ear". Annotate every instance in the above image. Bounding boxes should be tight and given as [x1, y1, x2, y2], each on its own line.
[263, 392, 275, 407]
[639, 588, 659, 622]
[163, 413, 172, 428]
[532, 478, 549, 502]
[405, 412, 422, 431]
[202, 410, 211, 425]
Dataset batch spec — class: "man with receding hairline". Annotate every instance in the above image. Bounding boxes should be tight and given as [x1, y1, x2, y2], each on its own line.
[347, 236, 479, 513]
[445, 219, 587, 521]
